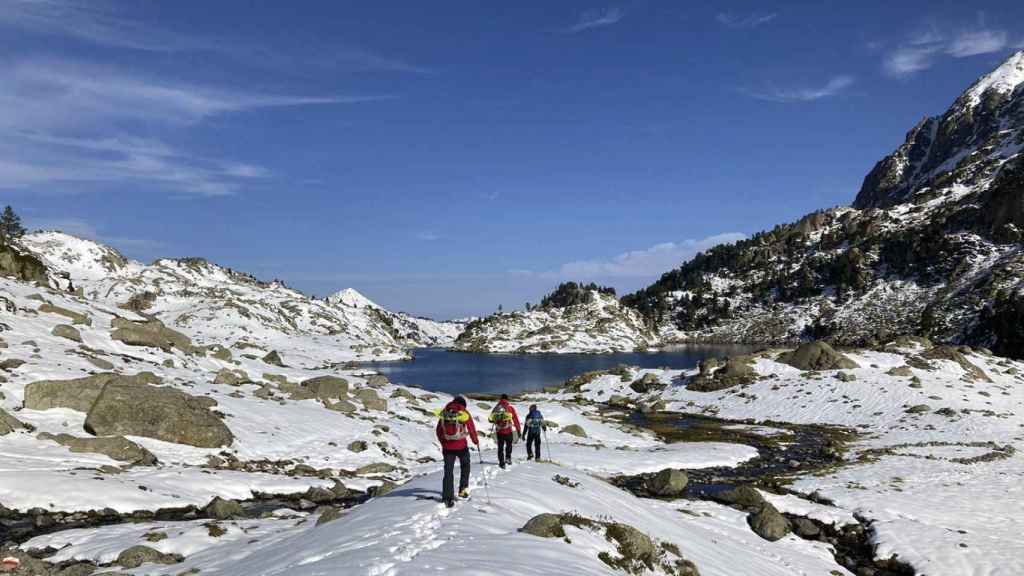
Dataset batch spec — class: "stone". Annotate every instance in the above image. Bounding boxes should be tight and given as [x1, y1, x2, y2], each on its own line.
[777, 341, 858, 371]
[905, 404, 931, 414]
[604, 522, 658, 567]
[791, 517, 821, 539]
[560, 424, 587, 438]
[204, 497, 244, 520]
[207, 345, 232, 361]
[316, 506, 345, 526]
[688, 355, 757, 392]
[365, 374, 390, 387]
[355, 462, 397, 475]
[38, 303, 92, 326]
[629, 373, 664, 394]
[644, 468, 688, 497]
[347, 440, 369, 453]
[710, 485, 765, 509]
[920, 346, 992, 382]
[747, 503, 791, 541]
[886, 365, 913, 377]
[0, 358, 26, 371]
[86, 356, 115, 370]
[24, 372, 160, 412]
[37, 432, 157, 465]
[835, 371, 857, 382]
[214, 368, 251, 387]
[110, 318, 195, 353]
[85, 380, 233, 448]
[0, 408, 27, 435]
[51, 324, 82, 343]
[325, 399, 357, 413]
[115, 545, 183, 569]
[301, 376, 349, 400]
[519, 513, 567, 538]
[389, 387, 418, 402]
[355, 388, 388, 412]
[262, 350, 286, 367]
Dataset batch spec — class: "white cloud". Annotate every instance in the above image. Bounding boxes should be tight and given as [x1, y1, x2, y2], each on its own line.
[415, 232, 441, 242]
[716, 12, 777, 29]
[749, 76, 855, 103]
[946, 29, 1008, 57]
[566, 7, 624, 33]
[883, 44, 941, 76]
[553, 233, 747, 279]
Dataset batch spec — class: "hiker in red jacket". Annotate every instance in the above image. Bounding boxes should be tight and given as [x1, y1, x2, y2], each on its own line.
[435, 396, 479, 507]
[488, 394, 521, 469]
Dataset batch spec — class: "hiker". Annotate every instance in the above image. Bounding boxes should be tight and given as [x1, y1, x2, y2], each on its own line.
[435, 395, 479, 508]
[524, 404, 545, 461]
[488, 394, 521, 469]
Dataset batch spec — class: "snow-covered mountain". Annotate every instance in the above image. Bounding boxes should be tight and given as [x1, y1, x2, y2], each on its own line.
[19, 231, 462, 362]
[454, 287, 657, 353]
[624, 50, 1024, 358]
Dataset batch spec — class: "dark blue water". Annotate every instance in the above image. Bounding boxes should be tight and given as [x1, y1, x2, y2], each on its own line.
[374, 345, 756, 395]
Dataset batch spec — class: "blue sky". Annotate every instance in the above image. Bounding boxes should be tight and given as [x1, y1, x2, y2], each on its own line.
[1, 1, 1022, 318]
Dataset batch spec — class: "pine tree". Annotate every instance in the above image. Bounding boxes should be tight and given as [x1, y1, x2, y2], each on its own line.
[0, 206, 26, 245]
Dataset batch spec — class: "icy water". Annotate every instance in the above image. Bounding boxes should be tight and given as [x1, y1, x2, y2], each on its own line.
[374, 345, 756, 395]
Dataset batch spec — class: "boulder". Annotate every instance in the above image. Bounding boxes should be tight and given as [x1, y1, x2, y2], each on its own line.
[688, 355, 757, 392]
[347, 440, 369, 453]
[86, 356, 115, 370]
[355, 462, 397, 475]
[747, 503, 791, 541]
[262, 350, 286, 367]
[38, 303, 91, 326]
[644, 468, 688, 497]
[629, 373, 664, 394]
[85, 380, 233, 448]
[710, 485, 765, 509]
[390, 387, 418, 402]
[365, 374, 390, 387]
[213, 368, 251, 387]
[301, 376, 349, 400]
[51, 324, 82, 343]
[0, 408, 27, 435]
[0, 358, 26, 371]
[115, 546, 183, 569]
[560, 424, 587, 438]
[777, 342, 858, 371]
[37, 432, 157, 465]
[605, 522, 659, 567]
[905, 404, 931, 414]
[920, 346, 992, 382]
[791, 517, 821, 539]
[355, 388, 388, 412]
[110, 317, 195, 353]
[204, 497, 244, 520]
[207, 345, 232, 361]
[519, 513, 567, 538]
[835, 372, 857, 382]
[316, 506, 345, 526]
[24, 372, 161, 412]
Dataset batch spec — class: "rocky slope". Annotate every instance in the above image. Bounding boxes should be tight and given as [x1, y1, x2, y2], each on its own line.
[454, 288, 658, 354]
[623, 50, 1024, 358]
[19, 232, 462, 362]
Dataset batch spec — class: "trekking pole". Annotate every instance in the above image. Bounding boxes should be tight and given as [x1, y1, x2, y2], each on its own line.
[476, 445, 492, 504]
[543, 428, 551, 462]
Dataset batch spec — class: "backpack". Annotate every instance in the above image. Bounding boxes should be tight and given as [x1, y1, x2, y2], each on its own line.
[491, 404, 515, 433]
[525, 412, 543, 431]
[439, 408, 469, 441]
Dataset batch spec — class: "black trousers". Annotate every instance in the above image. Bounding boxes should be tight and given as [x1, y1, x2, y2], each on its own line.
[442, 448, 471, 503]
[497, 433, 514, 467]
[526, 431, 541, 460]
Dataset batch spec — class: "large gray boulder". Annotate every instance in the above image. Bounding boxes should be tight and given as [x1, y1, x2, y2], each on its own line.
[354, 388, 387, 412]
[687, 356, 757, 392]
[710, 485, 765, 509]
[37, 432, 157, 466]
[629, 373, 664, 394]
[605, 523, 659, 568]
[213, 369, 251, 387]
[301, 376, 349, 400]
[0, 408, 26, 435]
[85, 380, 233, 448]
[519, 513, 567, 538]
[110, 317, 195, 353]
[326, 399, 357, 413]
[644, 468, 688, 497]
[115, 545, 183, 569]
[777, 341, 858, 371]
[24, 372, 160, 412]
[38, 303, 91, 326]
[561, 424, 587, 438]
[204, 496, 244, 520]
[747, 503, 791, 541]
[51, 324, 82, 343]
[262, 350, 286, 367]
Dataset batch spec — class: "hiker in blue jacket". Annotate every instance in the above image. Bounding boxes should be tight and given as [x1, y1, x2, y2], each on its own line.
[523, 404, 545, 461]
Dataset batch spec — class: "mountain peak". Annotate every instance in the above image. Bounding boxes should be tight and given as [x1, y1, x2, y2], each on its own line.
[961, 50, 1024, 110]
[326, 288, 380, 309]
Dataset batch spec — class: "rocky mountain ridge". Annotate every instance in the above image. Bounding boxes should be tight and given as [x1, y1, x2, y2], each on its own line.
[622, 50, 1024, 358]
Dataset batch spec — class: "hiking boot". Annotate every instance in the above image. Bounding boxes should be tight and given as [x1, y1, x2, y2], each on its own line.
[499, 464, 506, 470]
[444, 499, 455, 508]
[458, 489, 469, 499]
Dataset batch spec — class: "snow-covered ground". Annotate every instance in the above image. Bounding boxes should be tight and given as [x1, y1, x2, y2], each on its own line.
[548, 346, 1024, 576]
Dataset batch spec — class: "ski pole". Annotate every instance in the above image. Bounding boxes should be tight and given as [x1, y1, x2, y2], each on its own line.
[476, 445, 492, 504]
[543, 427, 551, 462]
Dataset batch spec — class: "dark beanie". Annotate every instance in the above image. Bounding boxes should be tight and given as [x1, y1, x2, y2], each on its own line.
[453, 395, 467, 406]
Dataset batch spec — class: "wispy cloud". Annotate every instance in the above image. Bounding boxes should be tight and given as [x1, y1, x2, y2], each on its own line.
[415, 232, 441, 242]
[884, 21, 1011, 77]
[566, 7, 624, 34]
[716, 12, 777, 29]
[946, 28, 1008, 57]
[0, 59, 388, 195]
[748, 75, 855, 103]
